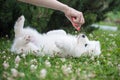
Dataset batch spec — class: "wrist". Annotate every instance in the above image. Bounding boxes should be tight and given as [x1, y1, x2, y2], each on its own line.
[60, 5, 69, 13]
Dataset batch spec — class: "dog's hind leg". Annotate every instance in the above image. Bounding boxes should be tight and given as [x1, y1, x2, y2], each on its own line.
[14, 15, 25, 37]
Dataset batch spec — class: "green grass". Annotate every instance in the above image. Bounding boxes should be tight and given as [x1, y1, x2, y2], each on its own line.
[0, 29, 120, 80]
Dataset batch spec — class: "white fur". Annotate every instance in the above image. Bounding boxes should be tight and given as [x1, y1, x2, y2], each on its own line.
[11, 15, 101, 57]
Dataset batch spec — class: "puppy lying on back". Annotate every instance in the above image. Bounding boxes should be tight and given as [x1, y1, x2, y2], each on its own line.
[11, 15, 101, 57]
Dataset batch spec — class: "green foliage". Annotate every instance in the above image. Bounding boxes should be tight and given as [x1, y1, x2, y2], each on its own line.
[46, 0, 120, 32]
[0, 30, 120, 80]
[0, 0, 120, 37]
[0, 0, 53, 37]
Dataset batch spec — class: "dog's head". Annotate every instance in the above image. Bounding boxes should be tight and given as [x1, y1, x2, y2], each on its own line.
[85, 41, 101, 56]
[76, 34, 101, 56]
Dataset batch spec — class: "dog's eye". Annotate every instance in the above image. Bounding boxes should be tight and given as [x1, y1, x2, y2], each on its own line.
[85, 44, 88, 47]
[82, 34, 85, 38]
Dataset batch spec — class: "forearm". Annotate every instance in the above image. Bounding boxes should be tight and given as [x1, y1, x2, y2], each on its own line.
[18, 0, 69, 13]
[18, 0, 85, 30]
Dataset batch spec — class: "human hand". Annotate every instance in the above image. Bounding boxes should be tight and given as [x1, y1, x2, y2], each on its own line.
[64, 8, 85, 31]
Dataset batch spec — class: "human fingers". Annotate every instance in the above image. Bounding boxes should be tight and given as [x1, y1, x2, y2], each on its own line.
[80, 14, 85, 25]
[73, 12, 85, 25]
[71, 17, 82, 31]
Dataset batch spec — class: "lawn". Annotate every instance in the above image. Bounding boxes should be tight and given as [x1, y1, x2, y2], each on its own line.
[0, 29, 120, 80]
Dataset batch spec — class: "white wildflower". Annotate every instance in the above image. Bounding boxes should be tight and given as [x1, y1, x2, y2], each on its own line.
[7, 77, 14, 80]
[47, 56, 50, 60]
[6, 57, 11, 61]
[61, 64, 72, 75]
[3, 61, 9, 69]
[109, 34, 114, 37]
[105, 38, 109, 41]
[3, 71, 9, 78]
[24, 61, 27, 65]
[3, 55, 6, 59]
[19, 72, 25, 78]
[118, 64, 120, 70]
[101, 54, 104, 57]
[87, 72, 96, 78]
[75, 31, 78, 34]
[15, 56, 21, 64]
[96, 61, 100, 65]
[76, 68, 81, 76]
[84, 61, 88, 65]
[30, 59, 38, 65]
[11, 68, 19, 77]
[71, 76, 76, 80]
[21, 53, 26, 58]
[15, 64, 19, 68]
[60, 58, 66, 62]
[107, 53, 111, 57]
[8, 57, 11, 59]
[30, 64, 37, 72]
[2, 51, 6, 54]
[90, 56, 95, 61]
[5, 35, 8, 38]
[89, 34, 93, 38]
[40, 69, 47, 78]
[112, 41, 117, 47]
[45, 60, 51, 67]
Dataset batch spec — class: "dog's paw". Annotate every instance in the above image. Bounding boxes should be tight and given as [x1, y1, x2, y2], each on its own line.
[16, 15, 25, 23]
[14, 15, 25, 28]
[16, 48, 25, 54]
[32, 50, 40, 55]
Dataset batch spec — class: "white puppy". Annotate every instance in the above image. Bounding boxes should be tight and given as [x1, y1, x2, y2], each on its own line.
[11, 15, 101, 57]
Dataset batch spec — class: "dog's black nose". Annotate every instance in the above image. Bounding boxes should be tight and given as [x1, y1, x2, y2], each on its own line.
[85, 44, 88, 47]
[82, 34, 85, 38]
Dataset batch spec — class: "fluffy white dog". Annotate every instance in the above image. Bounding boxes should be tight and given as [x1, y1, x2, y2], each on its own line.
[11, 15, 101, 57]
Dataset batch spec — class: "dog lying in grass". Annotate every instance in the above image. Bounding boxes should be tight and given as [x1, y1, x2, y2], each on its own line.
[11, 15, 101, 57]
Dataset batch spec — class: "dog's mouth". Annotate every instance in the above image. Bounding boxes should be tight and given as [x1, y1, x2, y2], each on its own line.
[84, 41, 101, 55]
